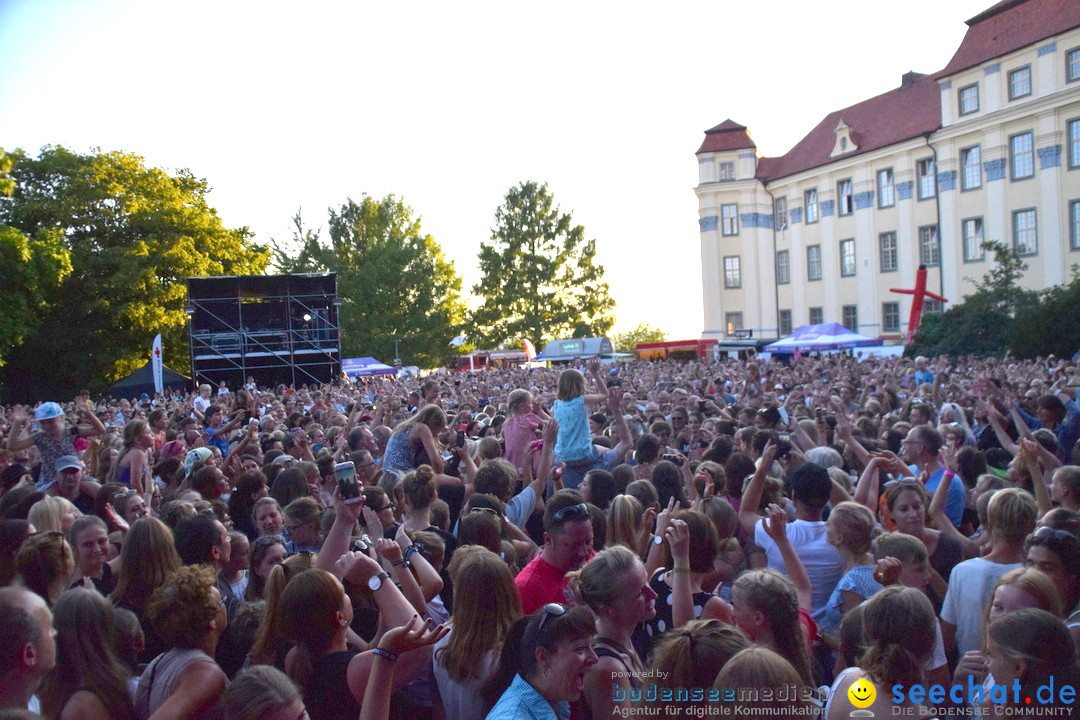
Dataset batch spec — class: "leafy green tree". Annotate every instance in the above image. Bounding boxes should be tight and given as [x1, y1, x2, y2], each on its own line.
[270, 196, 465, 368]
[0, 145, 269, 399]
[614, 323, 666, 352]
[1010, 266, 1080, 358]
[908, 240, 1039, 357]
[472, 181, 615, 347]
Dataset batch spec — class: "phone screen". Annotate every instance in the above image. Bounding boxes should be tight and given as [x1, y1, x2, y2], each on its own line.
[334, 461, 362, 503]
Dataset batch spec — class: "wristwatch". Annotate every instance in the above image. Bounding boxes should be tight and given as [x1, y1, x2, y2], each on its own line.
[367, 571, 391, 591]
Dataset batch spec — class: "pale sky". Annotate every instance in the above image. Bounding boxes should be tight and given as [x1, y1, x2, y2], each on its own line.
[0, 0, 992, 343]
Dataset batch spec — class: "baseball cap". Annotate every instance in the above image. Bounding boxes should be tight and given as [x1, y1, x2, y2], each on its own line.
[55, 455, 83, 472]
[34, 402, 64, 421]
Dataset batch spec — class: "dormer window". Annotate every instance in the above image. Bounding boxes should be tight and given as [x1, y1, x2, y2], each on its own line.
[831, 119, 858, 157]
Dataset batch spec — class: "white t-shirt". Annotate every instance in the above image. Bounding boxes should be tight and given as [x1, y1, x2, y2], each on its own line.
[940, 558, 1023, 656]
[192, 395, 211, 419]
[754, 518, 843, 622]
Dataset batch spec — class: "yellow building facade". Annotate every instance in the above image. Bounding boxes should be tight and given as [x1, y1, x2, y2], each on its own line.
[696, 0, 1080, 341]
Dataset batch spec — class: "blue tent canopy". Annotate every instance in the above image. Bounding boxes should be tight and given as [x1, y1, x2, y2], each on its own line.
[342, 357, 398, 377]
[764, 323, 883, 353]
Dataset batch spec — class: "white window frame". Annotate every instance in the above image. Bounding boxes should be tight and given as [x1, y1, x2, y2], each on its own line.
[919, 225, 940, 267]
[962, 217, 985, 262]
[1008, 65, 1032, 100]
[961, 145, 982, 190]
[1010, 131, 1034, 180]
[774, 197, 788, 231]
[877, 168, 895, 208]
[958, 83, 979, 115]
[804, 188, 819, 224]
[719, 162, 735, 181]
[807, 245, 822, 281]
[837, 179, 853, 216]
[776, 250, 790, 285]
[879, 231, 897, 272]
[839, 239, 856, 277]
[1012, 208, 1037, 256]
[917, 158, 936, 199]
[882, 302, 900, 333]
[721, 204, 739, 236]
[723, 256, 741, 289]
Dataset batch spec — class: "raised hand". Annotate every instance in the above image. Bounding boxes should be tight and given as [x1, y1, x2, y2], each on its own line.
[336, 550, 382, 585]
[377, 615, 449, 656]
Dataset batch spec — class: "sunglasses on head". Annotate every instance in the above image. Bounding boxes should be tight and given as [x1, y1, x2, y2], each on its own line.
[552, 503, 589, 522]
[537, 602, 566, 634]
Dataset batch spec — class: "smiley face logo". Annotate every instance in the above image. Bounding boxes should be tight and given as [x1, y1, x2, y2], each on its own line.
[848, 677, 876, 709]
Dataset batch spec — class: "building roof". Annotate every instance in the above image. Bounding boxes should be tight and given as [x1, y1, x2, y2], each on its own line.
[941, 0, 1080, 77]
[753, 72, 941, 182]
[704, 0, 1080, 183]
[696, 119, 757, 153]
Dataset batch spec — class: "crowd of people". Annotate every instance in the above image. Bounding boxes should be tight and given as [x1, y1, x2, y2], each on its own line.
[0, 350, 1079, 719]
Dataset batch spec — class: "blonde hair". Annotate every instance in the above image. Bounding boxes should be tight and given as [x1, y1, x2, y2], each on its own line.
[987, 487, 1037, 541]
[606, 494, 645, 556]
[507, 389, 532, 415]
[28, 496, 80, 534]
[713, 647, 809, 716]
[828, 501, 876, 555]
[568, 545, 642, 611]
[557, 369, 587, 402]
[872, 531, 928, 565]
[649, 618, 749, 693]
[440, 546, 522, 682]
[733, 569, 813, 686]
[402, 465, 437, 510]
[861, 585, 936, 688]
[981, 567, 1063, 649]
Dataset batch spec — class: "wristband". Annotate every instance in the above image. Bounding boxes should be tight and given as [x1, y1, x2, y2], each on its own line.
[669, 567, 692, 575]
[404, 545, 420, 560]
[942, 470, 955, 478]
[391, 558, 410, 568]
[372, 648, 398, 662]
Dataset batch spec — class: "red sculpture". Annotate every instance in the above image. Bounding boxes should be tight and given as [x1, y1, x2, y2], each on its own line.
[890, 265, 948, 344]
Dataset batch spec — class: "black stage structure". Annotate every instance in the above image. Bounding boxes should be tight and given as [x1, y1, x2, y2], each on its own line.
[185, 274, 342, 388]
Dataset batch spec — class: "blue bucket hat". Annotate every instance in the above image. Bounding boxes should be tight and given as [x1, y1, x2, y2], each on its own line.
[34, 402, 64, 421]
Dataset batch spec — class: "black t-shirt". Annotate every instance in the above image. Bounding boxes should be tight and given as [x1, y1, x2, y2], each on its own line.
[306, 649, 361, 720]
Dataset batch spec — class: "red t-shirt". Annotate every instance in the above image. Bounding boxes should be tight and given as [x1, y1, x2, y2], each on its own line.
[515, 554, 572, 615]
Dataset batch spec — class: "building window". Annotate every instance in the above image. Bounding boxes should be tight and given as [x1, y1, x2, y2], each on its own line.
[807, 245, 822, 281]
[1072, 200, 1080, 251]
[919, 225, 939, 267]
[719, 162, 735, 181]
[877, 169, 895, 208]
[1012, 208, 1037, 256]
[958, 83, 979, 115]
[838, 179, 854, 216]
[1010, 131, 1034, 180]
[917, 158, 936, 199]
[1008, 66, 1032, 100]
[924, 299, 944, 315]
[774, 197, 788, 231]
[840, 239, 856, 277]
[962, 218, 985, 262]
[725, 312, 743, 336]
[961, 146, 982, 190]
[842, 305, 858, 332]
[776, 250, 790, 284]
[1069, 119, 1080, 169]
[804, 188, 819, 224]
[723, 256, 741, 288]
[778, 310, 793, 336]
[721, 204, 739, 236]
[809, 307, 824, 325]
[1069, 47, 1080, 83]
[882, 302, 900, 333]
[879, 232, 898, 272]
